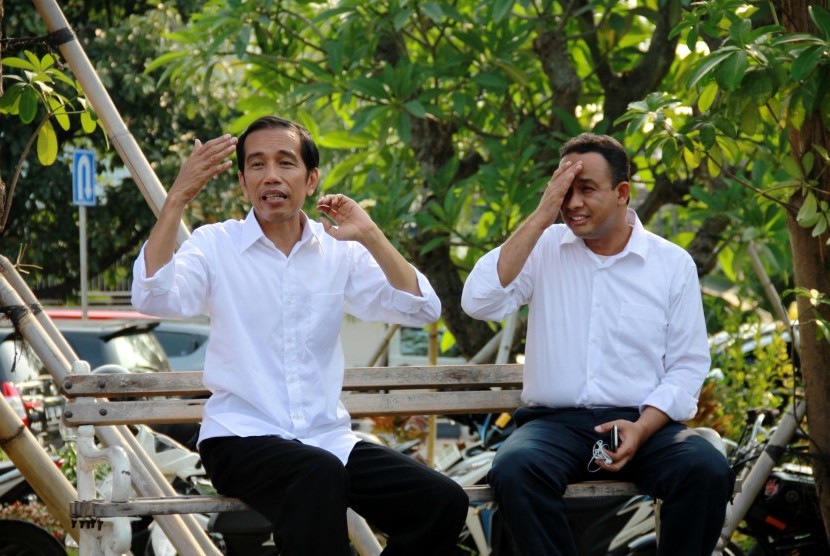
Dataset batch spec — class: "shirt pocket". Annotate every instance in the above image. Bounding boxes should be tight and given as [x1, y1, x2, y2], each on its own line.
[615, 302, 668, 356]
[306, 292, 345, 352]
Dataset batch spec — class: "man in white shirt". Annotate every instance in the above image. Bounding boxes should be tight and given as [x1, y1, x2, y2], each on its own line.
[132, 115, 467, 555]
[461, 133, 734, 556]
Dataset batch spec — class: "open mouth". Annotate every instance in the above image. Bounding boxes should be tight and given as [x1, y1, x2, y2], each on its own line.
[263, 192, 288, 201]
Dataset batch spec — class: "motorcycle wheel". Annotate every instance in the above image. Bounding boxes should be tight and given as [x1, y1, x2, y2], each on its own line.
[0, 519, 66, 555]
[627, 540, 744, 556]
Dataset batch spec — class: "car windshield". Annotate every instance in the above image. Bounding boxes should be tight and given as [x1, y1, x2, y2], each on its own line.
[62, 327, 170, 373]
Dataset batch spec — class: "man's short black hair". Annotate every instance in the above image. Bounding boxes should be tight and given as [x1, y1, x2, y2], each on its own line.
[236, 116, 320, 175]
[559, 133, 630, 187]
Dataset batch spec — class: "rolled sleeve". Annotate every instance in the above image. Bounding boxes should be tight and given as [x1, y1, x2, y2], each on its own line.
[388, 269, 441, 320]
[131, 242, 209, 319]
[462, 247, 526, 321]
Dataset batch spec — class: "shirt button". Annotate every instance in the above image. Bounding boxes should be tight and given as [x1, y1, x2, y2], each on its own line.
[292, 412, 301, 419]
[287, 375, 297, 383]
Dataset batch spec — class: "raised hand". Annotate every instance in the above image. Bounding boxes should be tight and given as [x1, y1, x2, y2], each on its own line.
[316, 193, 377, 243]
[169, 134, 237, 205]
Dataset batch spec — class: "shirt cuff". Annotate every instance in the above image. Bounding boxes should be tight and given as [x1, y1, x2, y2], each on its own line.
[640, 384, 700, 422]
[389, 269, 440, 315]
[132, 243, 176, 294]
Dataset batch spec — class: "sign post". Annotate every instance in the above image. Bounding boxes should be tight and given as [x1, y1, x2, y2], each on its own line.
[72, 149, 96, 319]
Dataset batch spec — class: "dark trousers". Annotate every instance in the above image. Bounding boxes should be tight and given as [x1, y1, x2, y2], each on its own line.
[489, 407, 736, 556]
[199, 436, 468, 556]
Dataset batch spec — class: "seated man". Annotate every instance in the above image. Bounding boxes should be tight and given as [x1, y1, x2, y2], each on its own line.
[462, 132, 735, 556]
[133, 115, 468, 555]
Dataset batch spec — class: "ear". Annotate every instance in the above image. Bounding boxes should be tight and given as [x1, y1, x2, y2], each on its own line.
[616, 181, 630, 206]
[238, 171, 250, 202]
[306, 167, 320, 196]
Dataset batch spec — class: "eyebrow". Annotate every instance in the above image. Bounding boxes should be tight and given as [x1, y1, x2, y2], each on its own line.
[245, 148, 299, 164]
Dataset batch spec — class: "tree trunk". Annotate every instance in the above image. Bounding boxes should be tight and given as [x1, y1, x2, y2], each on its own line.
[781, 0, 830, 539]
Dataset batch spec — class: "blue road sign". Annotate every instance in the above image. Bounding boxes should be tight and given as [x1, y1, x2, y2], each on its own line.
[72, 149, 97, 206]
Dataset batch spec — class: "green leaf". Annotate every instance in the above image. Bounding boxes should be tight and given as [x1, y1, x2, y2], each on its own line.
[421, 2, 444, 23]
[350, 76, 388, 99]
[0, 83, 24, 113]
[397, 110, 412, 143]
[719, 51, 748, 91]
[699, 124, 716, 149]
[493, 59, 530, 87]
[403, 100, 427, 118]
[492, 0, 514, 23]
[472, 72, 507, 92]
[393, 8, 414, 30]
[80, 110, 97, 134]
[19, 87, 38, 124]
[40, 54, 56, 70]
[145, 51, 191, 74]
[36, 120, 58, 165]
[1, 56, 36, 70]
[317, 130, 373, 149]
[812, 215, 828, 237]
[707, 145, 723, 177]
[662, 138, 679, 167]
[809, 5, 830, 40]
[687, 49, 737, 88]
[802, 151, 815, 175]
[49, 97, 71, 131]
[419, 236, 446, 256]
[797, 192, 819, 227]
[45, 68, 77, 88]
[351, 105, 388, 134]
[791, 45, 823, 81]
[698, 82, 719, 112]
[324, 152, 369, 190]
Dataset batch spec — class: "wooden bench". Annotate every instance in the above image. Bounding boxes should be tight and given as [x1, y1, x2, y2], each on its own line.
[62, 364, 644, 508]
[61, 364, 649, 552]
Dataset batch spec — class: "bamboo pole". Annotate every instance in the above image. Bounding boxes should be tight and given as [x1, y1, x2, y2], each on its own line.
[0, 269, 217, 554]
[0, 396, 79, 541]
[31, 0, 190, 248]
[426, 322, 438, 467]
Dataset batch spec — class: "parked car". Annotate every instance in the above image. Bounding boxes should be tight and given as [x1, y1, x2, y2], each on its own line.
[150, 320, 210, 372]
[43, 309, 208, 372]
[1, 318, 173, 448]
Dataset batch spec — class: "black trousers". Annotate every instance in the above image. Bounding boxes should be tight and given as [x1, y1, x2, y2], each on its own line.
[199, 436, 469, 556]
[489, 407, 736, 556]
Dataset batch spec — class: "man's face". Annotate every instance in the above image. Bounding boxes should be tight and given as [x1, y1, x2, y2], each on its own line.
[559, 151, 629, 248]
[238, 127, 318, 227]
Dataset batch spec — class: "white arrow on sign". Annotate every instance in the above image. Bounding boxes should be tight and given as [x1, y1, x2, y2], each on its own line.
[73, 149, 97, 206]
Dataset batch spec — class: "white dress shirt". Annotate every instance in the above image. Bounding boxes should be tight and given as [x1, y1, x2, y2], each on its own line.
[461, 209, 710, 422]
[132, 210, 441, 464]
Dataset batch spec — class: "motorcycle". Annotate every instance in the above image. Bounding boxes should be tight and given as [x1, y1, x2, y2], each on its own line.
[443, 413, 667, 556]
[442, 413, 746, 556]
[725, 408, 829, 556]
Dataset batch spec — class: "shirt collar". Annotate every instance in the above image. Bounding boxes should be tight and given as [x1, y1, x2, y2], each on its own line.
[560, 208, 649, 261]
[237, 209, 326, 253]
